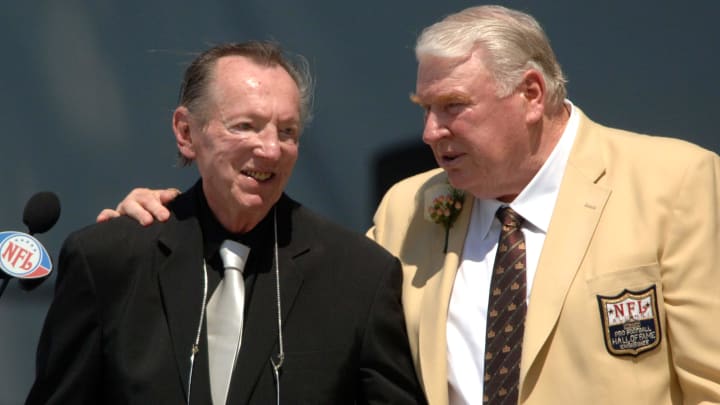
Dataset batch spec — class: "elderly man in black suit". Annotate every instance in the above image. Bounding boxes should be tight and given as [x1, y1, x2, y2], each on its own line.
[27, 41, 425, 405]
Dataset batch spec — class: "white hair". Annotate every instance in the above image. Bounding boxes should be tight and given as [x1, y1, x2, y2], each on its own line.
[416, 5, 567, 113]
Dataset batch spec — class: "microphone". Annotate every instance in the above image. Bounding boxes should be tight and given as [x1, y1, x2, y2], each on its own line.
[23, 191, 61, 235]
[0, 191, 61, 295]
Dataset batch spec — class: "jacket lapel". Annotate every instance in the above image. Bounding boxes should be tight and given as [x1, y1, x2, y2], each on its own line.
[226, 198, 307, 404]
[418, 191, 473, 405]
[155, 188, 207, 400]
[520, 110, 610, 397]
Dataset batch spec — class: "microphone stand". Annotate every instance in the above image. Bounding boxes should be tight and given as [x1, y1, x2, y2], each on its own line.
[0, 278, 9, 300]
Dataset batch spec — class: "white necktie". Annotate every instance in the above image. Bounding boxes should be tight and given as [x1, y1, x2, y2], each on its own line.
[206, 240, 250, 405]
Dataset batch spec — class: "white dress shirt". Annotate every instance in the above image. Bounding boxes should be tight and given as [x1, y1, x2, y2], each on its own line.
[446, 101, 580, 405]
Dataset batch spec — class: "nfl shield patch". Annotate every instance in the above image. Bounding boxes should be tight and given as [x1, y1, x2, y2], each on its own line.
[597, 285, 661, 356]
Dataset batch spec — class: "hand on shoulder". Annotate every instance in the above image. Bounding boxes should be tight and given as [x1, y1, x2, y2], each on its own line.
[96, 187, 180, 226]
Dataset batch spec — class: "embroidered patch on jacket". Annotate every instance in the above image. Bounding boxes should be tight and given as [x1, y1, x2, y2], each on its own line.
[597, 285, 661, 356]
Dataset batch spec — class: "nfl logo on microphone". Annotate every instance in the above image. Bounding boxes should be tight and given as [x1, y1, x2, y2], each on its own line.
[0, 231, 52, 279]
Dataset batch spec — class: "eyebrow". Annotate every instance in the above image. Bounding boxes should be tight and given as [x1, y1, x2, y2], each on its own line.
[409, 92, 472, 106]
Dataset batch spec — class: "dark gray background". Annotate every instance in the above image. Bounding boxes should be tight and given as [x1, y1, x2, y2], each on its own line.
[1, 1, 717, 402]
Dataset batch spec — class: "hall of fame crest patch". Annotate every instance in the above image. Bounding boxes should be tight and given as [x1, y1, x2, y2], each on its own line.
[597, 285, 661, 356]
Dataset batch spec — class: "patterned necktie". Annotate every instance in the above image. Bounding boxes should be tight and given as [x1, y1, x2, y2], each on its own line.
[206, 240, 251, 405]
[483, 207, 526, 404]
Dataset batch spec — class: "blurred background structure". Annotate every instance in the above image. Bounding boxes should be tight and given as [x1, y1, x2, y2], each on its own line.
[1, 1, 718, 402]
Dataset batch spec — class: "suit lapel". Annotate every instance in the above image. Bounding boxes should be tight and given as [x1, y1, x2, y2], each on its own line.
[418, 191, 473, 405]
[226, 199, 307, 404]
[520, 110, 610, 396]
[155, 189, 207, 401]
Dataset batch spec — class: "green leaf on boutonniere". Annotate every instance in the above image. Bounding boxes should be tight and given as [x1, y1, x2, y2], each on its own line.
[424, 183, 465, 253]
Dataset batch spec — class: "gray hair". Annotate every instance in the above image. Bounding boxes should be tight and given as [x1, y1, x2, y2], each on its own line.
[415, 5, 567, 113]
[177, 41, 314, 166]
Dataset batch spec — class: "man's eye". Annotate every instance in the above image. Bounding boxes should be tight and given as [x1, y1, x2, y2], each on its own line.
[280, 127, 299, 142]
[230, 123, 254, 132]
[445, 103, 466, 113]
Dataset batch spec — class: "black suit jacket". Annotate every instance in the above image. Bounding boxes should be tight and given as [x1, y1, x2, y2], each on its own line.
[27, 183, 425, 404]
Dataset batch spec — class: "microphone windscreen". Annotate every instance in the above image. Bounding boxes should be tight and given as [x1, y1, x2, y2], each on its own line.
[23, 191, 61, 235]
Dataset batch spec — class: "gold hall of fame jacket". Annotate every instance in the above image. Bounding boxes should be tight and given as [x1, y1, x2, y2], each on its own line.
[368, 108, 720, 405]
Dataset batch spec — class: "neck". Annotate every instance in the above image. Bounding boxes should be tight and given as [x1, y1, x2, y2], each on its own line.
[206, 199, 269, 235]
[493, 104, 571, 203]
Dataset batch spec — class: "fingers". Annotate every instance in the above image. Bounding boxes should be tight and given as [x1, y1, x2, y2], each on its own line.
[117, 199, 158, 226]
[96, 208, 120, 223]
[159, 188, 182, 204]
[95, 188, 179, 226]
[148, 188, 181, 221]
[115, 188, 176, 225]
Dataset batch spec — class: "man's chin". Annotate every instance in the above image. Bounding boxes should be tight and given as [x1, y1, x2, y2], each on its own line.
[234, 192, 281, 212]
[444, 173, 466, 190]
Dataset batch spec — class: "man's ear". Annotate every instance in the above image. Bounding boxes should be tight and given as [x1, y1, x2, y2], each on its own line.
[173, 106, 196, 161]
[519, 69, 545, 124]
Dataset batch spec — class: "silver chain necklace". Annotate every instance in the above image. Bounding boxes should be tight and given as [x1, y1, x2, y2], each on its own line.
[187, 206, 285, 405]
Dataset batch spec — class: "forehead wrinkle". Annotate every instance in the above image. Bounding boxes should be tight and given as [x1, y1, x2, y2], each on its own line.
[209, 62, 300, 124]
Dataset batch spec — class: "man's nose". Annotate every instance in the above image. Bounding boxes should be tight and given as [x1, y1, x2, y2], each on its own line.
[422, 110, 449, 144]
[256, 127, 281, 159]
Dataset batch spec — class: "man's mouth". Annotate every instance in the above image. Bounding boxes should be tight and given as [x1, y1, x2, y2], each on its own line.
[440, 152, 462, 164]
[242, 170, 273, 182]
